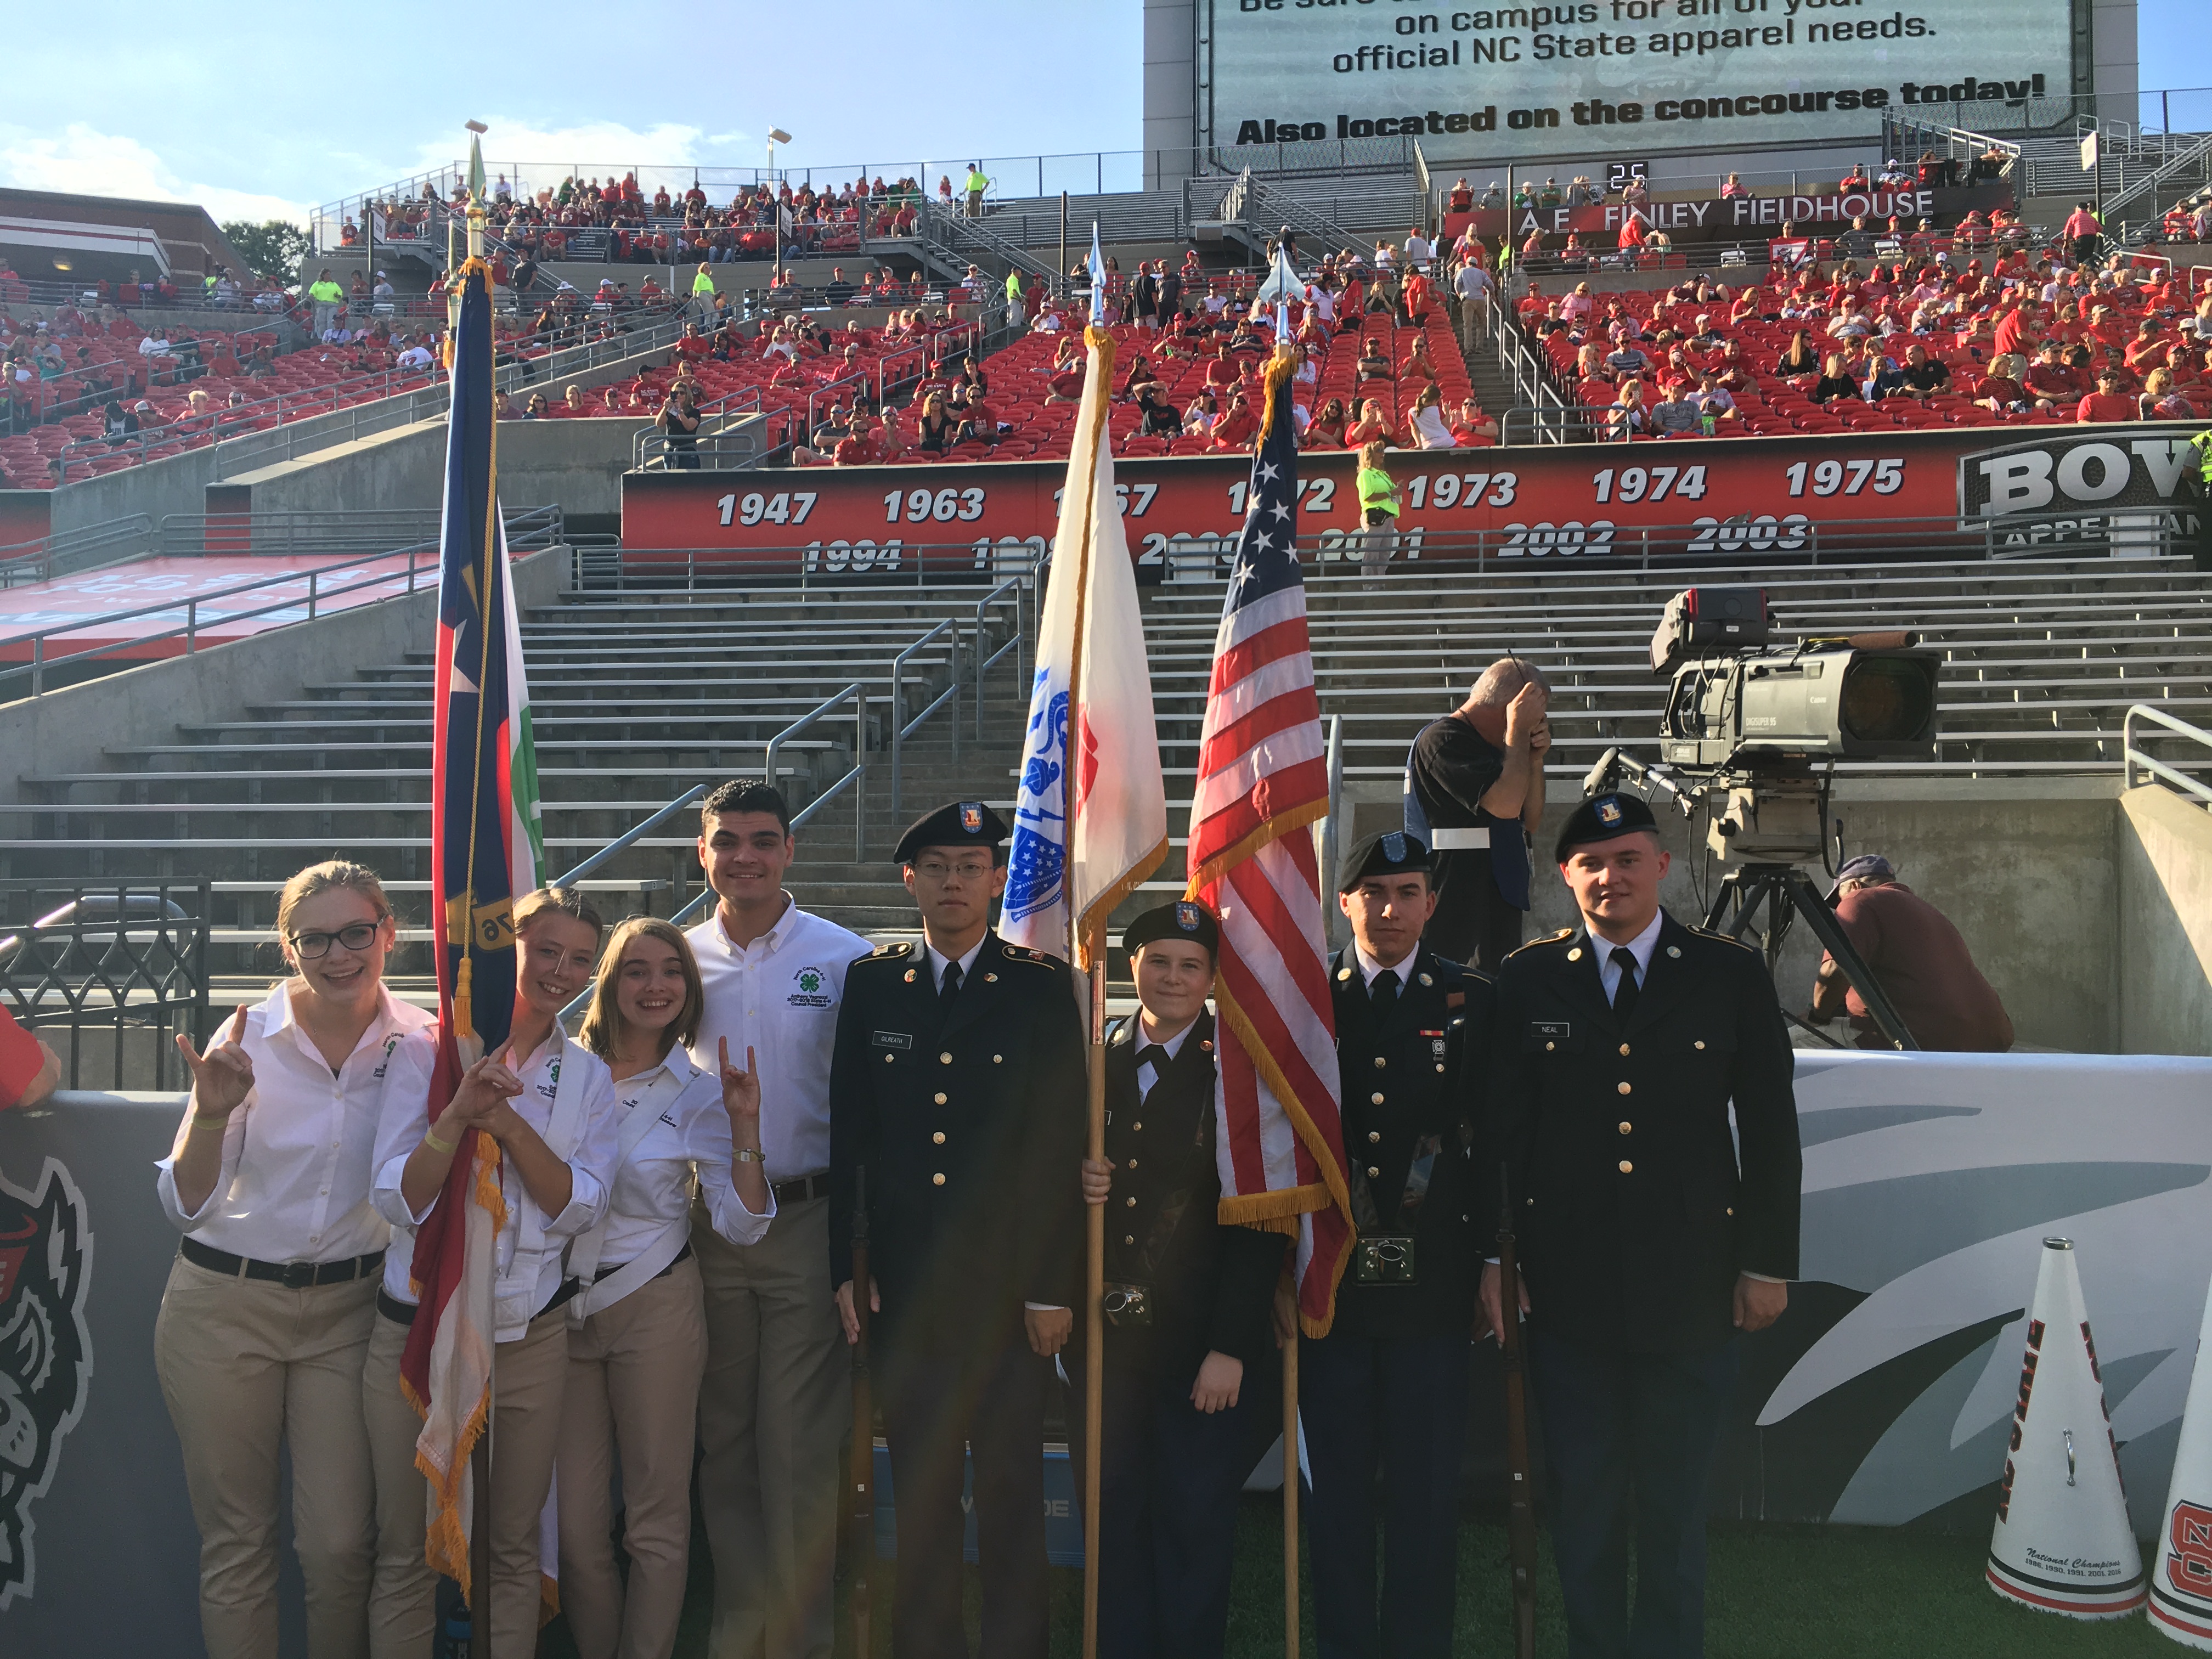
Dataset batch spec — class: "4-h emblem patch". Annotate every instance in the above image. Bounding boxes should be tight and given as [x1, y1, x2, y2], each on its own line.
[789, 966, 832, 1007]
[0, 1159, 94, 1609]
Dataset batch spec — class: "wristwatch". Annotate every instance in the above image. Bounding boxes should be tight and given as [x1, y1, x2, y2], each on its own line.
[733, 1147, 766, 1164]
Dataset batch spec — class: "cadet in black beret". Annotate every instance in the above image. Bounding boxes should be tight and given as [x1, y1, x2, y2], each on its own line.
[829, 798, 1082, 1658]
[1485, 788, 1799, 1659]
[1550, 789, 1658, 866]
[1307, 825, 1492, 1659]
[1335, 827, 1434, 893]
[894, 799, 1011, 865]
[1074, 898, 1284, 1658]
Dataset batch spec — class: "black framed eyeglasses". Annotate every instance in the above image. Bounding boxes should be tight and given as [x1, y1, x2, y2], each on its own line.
[290, 921, 383, 959]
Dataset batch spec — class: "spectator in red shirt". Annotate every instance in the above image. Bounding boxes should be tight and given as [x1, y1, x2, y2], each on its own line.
[2023, 341, 2081, 409]
[1808, 855, 2012, 1051]
[2062, 202, 2102, 263]
[2124, 319, 2172, 374]
[1209, 392, 1260, 452]
[1974, 354, 2030, 413]
[2076, 370, 2140, 422]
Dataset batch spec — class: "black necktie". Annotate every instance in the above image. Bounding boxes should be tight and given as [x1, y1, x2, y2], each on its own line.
[1372, 968, 1400, 1016]
[1609, 947, 1640, 1020]
[1135, 1043, 1169, 1076]
[939, 961, 963, 1017]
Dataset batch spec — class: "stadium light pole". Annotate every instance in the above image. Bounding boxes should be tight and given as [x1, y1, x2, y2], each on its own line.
[768, 127, 794, 280]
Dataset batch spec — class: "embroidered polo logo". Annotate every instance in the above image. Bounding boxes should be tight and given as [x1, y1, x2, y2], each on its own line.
[789, 966, 832, 1007]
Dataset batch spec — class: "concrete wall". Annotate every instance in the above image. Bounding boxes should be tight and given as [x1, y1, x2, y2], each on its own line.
[1341, 776, 2129, 1053]
[0, 545, 571, 815]
[2119, 785, 2212, 1056]
[215, 412, 647, 520]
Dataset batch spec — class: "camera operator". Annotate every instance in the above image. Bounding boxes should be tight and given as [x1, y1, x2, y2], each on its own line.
[1403, 659, 1551, 970]
[1807, 855, 2013, 1051]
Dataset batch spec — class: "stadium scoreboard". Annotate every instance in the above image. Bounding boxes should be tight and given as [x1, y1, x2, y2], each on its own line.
[1197, 0, 2080, 163]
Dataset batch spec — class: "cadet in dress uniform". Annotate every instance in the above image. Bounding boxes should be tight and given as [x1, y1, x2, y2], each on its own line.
[1304, 831, 1492, 1659]
[1481, 794, 1801, 1659]
[1073, 901, 1286, 1659]
[827, 802, 1087, 1659]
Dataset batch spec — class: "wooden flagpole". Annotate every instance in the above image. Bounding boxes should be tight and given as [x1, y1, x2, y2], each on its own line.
[1283, 1328, 1300, 1659]
[1081, 950, 1108, 1659]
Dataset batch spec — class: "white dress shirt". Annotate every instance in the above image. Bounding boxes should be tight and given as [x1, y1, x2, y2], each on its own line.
[372, 1026, 620, 1338]
[1593, 910, 1666, 1002]
[1132, 1017, 1195, 1098]
[596, 1046, 775, 1265]
[686, 897, 871, 1186]
[921, 935, 986, 990]
[155, 981, 433, 1262]
[1352, 945, 1419, 992]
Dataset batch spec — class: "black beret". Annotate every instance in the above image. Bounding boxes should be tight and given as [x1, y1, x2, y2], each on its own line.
[1554, 792, 1660, 863]
[1122, 899, 1218, 957]
[1336, 829, 1432, 894]
[895, 800, 1010, 864]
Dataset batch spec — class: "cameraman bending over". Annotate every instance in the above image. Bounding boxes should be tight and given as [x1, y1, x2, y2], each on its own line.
[1809, 855, 2013, 1051]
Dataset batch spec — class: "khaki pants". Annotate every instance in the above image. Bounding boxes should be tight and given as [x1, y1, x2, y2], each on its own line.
[558, 1256, 709, 1659]
[362, 1300, 569, 1658]
[696, 1197, 849, 1659]
[363, 1310, 437, 1659]
[153, 1254, 378, 1659]
[1458, 292, 1487, 355]
[1360, 509, 1400, 577]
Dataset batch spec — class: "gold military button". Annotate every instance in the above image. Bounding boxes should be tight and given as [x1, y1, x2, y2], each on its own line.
[939, 1052, 953, 1065]
[1370, 1091, 1385, 1105]
[1725, 1206, 1735, 1216]
[933, 1092, 947, 1104]
[1618, 1043, 1631, 1057]
[984, 972, 998, 983]
[1545, 1041, 1556, 1052]
[932, 1172, 946, 1186]
[1618, 1121, 1632, 1135]
[1567, 947, 1583, 962]
[883, 1053, 895, 1064]
[1368, 1130, 1381, 1143]
[1618, 1160, 1633, 1173]
[1694, 1040, 1707, 1051]
[1337, 967, 1353, 981]
[1126, 1159, 1137, 1170]
[992, 1054, 1003, 1064]
[1367, 1166, 1381, 1178]
[1435, 1063, 1446, 1073]
[1617, 1081, 1632, 1096]
[932, 1131, 946, 1144]
[1126, 1196, 1137, 1207]
[1374, 1057, 1386, 1069]
[1124, 1235, 1135, 1245]
[1132, 1122, 1142, 1132]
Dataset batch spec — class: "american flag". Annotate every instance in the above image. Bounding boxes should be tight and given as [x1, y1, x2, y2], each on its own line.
[1186, 353, 1352, 1336]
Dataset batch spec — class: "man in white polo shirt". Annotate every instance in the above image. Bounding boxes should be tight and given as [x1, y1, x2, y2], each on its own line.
[686, 779, 872, 1659]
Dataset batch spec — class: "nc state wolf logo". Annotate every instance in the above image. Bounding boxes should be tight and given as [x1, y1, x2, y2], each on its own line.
[0, 1160, 93, 1609]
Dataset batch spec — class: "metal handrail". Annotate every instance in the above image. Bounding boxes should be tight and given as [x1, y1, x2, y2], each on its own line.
[768, 683, 870, 861]
[2, 542, 440, 697]
[973, 577, 1025, 738]
[2124, 704, 2212, 809]
[554, 783, 709, 886]
[890, 620, 961, 821]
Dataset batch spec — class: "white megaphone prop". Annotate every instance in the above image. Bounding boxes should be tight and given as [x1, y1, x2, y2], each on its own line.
[1986, 1238, 2146, 1619]
[2149, 1262, 2212, 1645]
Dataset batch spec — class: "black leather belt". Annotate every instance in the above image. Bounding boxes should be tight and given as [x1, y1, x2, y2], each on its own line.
[592, 1242, 693, 1283]
[182, 1236, 384, 1290]
[377, 1287, 416, 1325]
[773, 1173, 831, 1205]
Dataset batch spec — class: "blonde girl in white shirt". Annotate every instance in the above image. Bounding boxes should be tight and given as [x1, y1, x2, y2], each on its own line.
[154, 859, 432, 1659]
[557, 917, 776, 1659]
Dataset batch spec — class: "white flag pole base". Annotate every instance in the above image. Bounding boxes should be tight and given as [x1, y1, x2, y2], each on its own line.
[1985, 1238, 2148, 1621]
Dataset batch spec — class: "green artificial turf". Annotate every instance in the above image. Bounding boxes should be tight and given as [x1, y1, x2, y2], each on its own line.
[540, 1497, 2172, 1657]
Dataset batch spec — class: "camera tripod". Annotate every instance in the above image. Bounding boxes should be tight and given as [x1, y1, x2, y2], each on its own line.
[1704, 862, 1917, 1051]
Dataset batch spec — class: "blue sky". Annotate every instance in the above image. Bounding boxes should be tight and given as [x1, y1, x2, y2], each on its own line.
[1, 1, 2205, 224]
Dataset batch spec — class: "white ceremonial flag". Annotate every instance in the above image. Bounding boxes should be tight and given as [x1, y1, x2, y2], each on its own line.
[1002, 322, 1167, 969]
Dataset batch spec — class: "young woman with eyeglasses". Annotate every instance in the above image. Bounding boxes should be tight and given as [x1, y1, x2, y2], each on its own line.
[153, 859, 435, 1659]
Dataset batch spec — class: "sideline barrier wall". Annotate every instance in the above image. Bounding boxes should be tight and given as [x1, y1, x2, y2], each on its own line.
[7, 1050, 2212, 1651]
[621, 424, 2208, 568]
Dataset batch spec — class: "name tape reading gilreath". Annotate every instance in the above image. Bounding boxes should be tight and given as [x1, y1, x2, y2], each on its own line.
[1205, 0, 2072, 162]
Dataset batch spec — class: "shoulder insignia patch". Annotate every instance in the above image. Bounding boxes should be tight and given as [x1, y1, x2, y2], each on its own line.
[870, 940, 915, 959]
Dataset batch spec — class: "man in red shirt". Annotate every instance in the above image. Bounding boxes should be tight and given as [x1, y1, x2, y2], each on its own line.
[1992, 301, 2036, 358]
[2063, 203, 2103, 263]
[1209, 391, 1259, 451]
[675, 323, 712, 362]
[1808, 856, 2012, 1051]
[2024, 342, 2083, 408]
[2076, 371, 2140, 422]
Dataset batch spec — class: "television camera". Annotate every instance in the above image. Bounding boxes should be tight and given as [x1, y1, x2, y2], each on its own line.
[1581, 586, 1942, 1049]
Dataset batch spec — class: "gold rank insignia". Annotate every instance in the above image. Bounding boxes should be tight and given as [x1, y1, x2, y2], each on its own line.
[872, 940, 914, 959]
